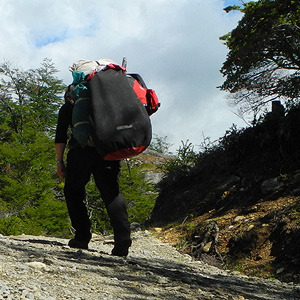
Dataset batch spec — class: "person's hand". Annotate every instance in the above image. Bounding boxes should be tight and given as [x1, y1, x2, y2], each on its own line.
[57, 162, 66, 179]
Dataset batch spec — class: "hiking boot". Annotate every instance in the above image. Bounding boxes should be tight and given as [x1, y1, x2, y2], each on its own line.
[68, 239, 89, 249]
[111, 239, 132, 257]
[68, 232, 92, 250]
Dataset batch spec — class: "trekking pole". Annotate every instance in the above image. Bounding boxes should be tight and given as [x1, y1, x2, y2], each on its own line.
[122, 57, 127, 69]
[125, 159, 134, 186]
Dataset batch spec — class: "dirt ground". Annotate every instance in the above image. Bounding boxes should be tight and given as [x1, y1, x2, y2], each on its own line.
[154, 194, 300, 283]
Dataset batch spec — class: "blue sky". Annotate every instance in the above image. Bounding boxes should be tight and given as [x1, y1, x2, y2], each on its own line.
[0, 0, 250, 152]
[224, 0, 244, 6]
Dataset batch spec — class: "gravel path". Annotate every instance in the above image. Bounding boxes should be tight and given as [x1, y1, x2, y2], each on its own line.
[0, 231, 299, 300]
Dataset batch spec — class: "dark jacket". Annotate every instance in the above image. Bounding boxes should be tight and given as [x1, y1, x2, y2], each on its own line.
[55, 102, 78, 148]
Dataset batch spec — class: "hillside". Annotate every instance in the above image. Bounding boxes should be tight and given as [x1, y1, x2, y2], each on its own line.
[148, 104, 300, 283]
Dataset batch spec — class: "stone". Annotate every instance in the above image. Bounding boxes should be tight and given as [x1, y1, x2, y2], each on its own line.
[233, 216, 245, 223]
[0, 232, 298, 299]
[25, 262, 48, 271]
[217, 175, 240, 191]
[247, 225, 254, 231]
[202, 242, 212, 253]
[261, 177, 284, 194]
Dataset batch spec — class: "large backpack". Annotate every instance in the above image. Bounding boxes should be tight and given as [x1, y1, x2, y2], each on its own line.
[70, 59, 159, 160]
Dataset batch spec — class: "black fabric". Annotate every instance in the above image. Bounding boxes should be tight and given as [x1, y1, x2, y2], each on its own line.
[64, 146, 131, 243]
[88, 68, 152, 158]
[55, 102, 73, 144]
[127, 73, 147, 88]
[55, 101, 80, 148]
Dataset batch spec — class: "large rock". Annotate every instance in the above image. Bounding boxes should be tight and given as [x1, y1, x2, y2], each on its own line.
[261, 178, 284, 194]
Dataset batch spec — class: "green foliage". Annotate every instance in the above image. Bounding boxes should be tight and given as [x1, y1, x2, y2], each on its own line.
[161, 140, 198, 173]
[0, 60, 69, 237]
[0, 134, 53, 210]
[149, 134, 172, 154]
[223, 5, 242, 14]
[218, 124, 245, 154]
[0, 59, 65, 136]
[220, 0, 300, 118]
[120, 162, 158, 224]
[0, 199, 69, 236]
[85, 179, 111, 234]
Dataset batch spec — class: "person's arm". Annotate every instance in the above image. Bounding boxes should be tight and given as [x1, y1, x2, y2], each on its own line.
[55, 142, 66, 179]
[55, 103, 72, 179]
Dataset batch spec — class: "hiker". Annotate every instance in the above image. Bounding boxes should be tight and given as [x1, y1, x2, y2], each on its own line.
[55, 90, 132, 256]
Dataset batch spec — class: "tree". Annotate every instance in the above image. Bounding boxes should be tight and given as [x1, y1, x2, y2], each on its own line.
[149, 134, 172, 155]
[0, 60, 69, 236]
[0, 59, 64, 138]
[161, 140, 198, 173]
[220, 0, 300, 120]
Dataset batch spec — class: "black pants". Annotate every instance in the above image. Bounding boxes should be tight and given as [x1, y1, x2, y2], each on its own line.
[64, 147, 131, 243]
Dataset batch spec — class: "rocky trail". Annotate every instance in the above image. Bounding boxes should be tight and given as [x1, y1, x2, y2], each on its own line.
[0, 231, 299, 300]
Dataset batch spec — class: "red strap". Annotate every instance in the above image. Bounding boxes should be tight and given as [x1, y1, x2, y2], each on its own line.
[86, 64, 126, 81]
[86, 70, 97, 80]
[105, 64, 126, 72]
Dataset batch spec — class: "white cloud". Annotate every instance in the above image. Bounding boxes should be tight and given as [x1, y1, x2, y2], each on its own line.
[0, 0, 246, 152]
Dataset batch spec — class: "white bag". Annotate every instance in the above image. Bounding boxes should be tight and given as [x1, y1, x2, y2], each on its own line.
[69, 58, 117, 75]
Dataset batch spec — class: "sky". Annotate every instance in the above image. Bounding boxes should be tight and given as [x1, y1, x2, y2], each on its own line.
[0, 0, 248, 153]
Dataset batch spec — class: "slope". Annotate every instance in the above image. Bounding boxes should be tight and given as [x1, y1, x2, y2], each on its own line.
[148, 104, 300, 283]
